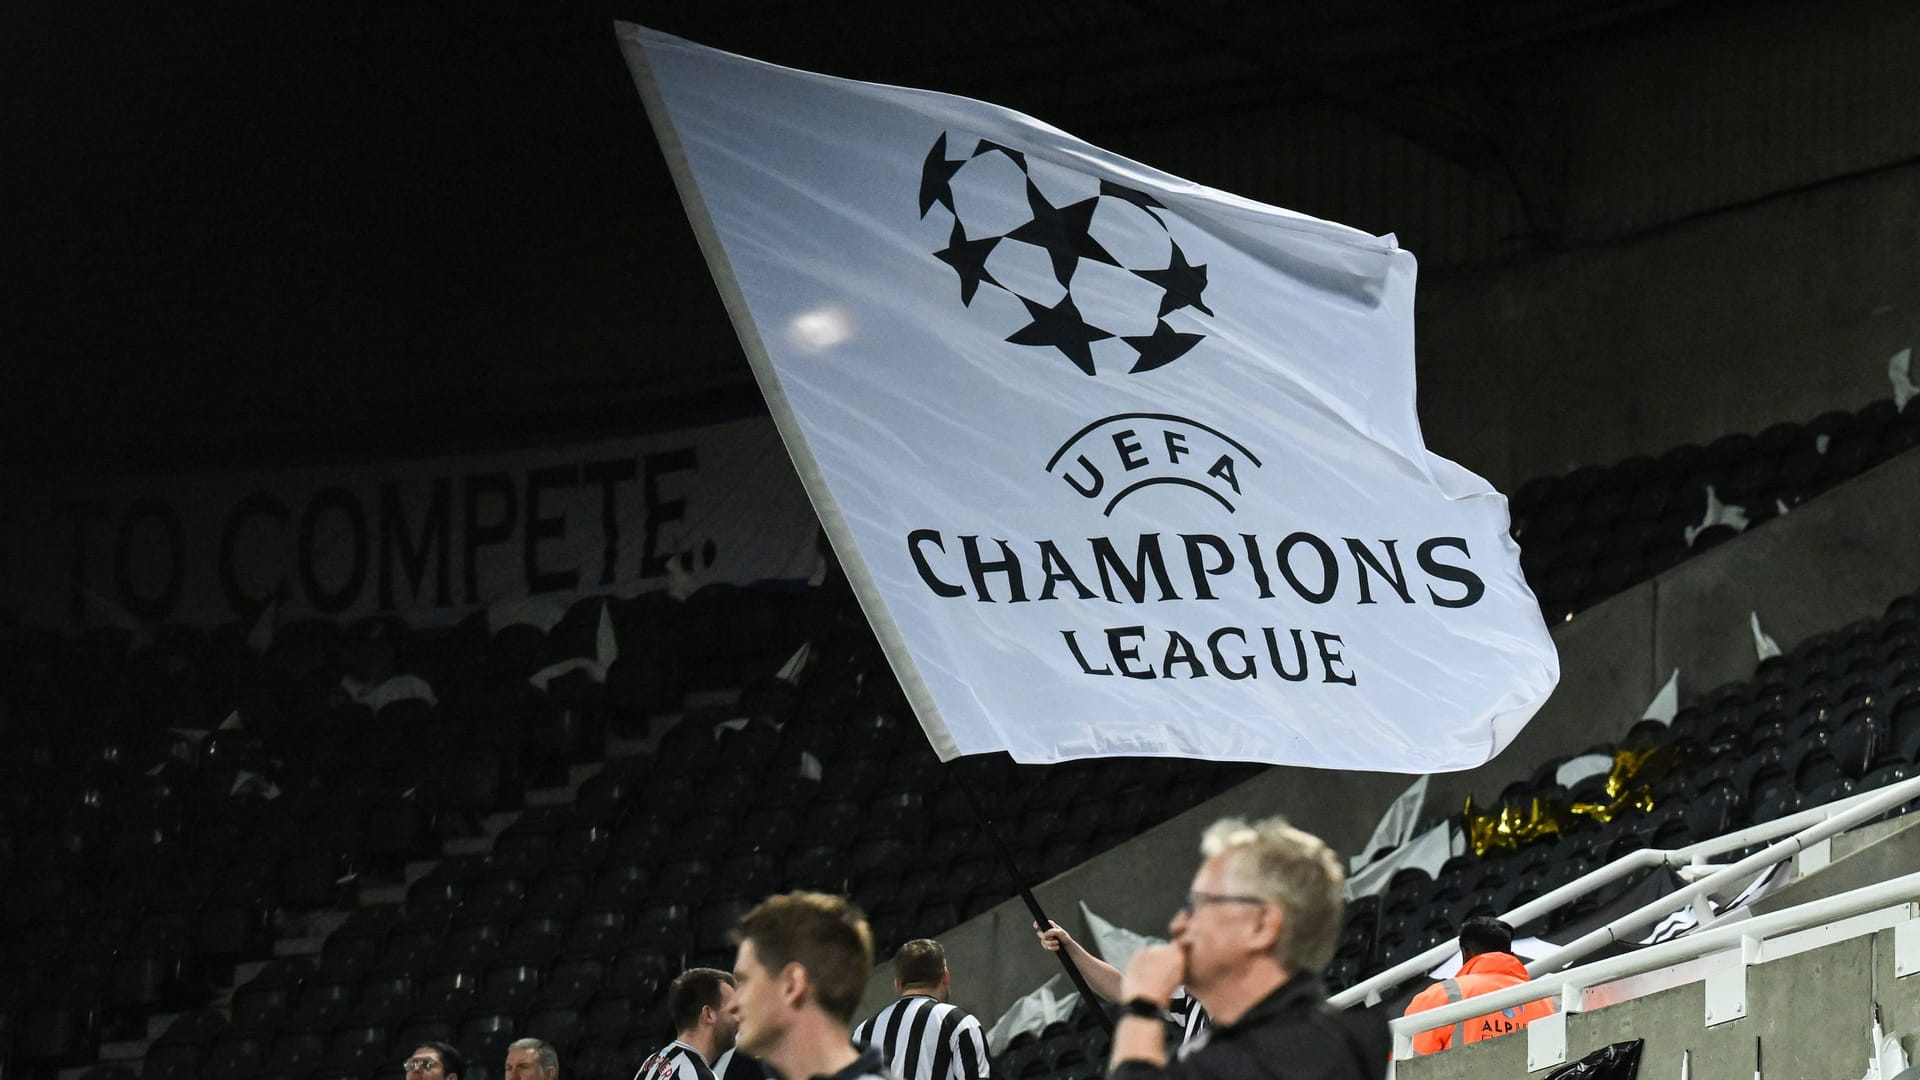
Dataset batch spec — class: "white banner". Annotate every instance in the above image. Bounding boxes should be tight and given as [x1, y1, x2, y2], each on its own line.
[0, 416, 820, 630]
[619, 26, 1558, 769]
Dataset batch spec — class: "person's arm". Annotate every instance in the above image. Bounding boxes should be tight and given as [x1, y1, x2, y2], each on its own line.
[1108, 943, 1187, 1074]
[1401, 984, 1447, 1056]
[1033, 920, 1124, 1002]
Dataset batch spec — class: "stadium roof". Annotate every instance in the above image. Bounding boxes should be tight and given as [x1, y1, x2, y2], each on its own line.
[3, 1, 1710, 469]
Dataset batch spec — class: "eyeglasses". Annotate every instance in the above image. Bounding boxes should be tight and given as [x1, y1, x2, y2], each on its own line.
[402, 1060, 443, 1074]
[1180, 891, 1269, 916]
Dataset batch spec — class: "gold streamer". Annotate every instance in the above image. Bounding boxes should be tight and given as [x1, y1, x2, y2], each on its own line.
[1463, 746, 1673, 856]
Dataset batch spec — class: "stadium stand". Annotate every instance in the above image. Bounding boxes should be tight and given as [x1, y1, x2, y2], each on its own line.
[0, 582, 1260, 1080]
[5, 394, 1920, 1079]
[1512, 399, 1920, 621]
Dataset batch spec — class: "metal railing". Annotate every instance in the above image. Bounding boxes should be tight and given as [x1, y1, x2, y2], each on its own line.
[1331, 770, 1920, 1010]
[1383, 869, 1920, 1064]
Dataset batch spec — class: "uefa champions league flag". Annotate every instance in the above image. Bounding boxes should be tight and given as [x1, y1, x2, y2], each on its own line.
[617, 25, 1559, 770]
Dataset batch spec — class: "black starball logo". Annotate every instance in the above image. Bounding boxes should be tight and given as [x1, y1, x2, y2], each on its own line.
[919, 132, 1212, 376]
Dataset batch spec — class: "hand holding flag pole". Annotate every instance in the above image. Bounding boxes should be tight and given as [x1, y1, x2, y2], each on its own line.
[955, 774, 1115, 1033]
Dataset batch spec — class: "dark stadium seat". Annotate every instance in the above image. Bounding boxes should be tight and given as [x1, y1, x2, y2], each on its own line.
[566, 907, 630, 956]
[655, 854, 717, 898]
[571, 1039, 627, 1080]
[506, 912, 570, 960]
[206, 1031, 270, 1075]
[460, 1008, 520, 1069]
[526, 995, 588, 1053]
[325, 1020, 390, 1069]
[394, 1010, 459, 1053]
[591, 861, 655, 911]
[1684, 780, 1742, 839]
[141, 1040, 204, 1080]
[354, 972, 415, 1021]
[233, 979, 298, 1032]
[417, 968, 482, 1016]
[480, 961, 544, 1010]
[281, 850, 357, 910]
[290, 976, 357, 1028]
[544, 956, 608, 1002]
[531, 699, 607, 768]
[784, 845, 850, 892]
[1794, 749, 1844, 794]
[265, 1029, 328, 1075]
[17, 987, 101, 1065]
[714, 851, 780, 895]
[610, 946, 677, 1003]
[737, 805, 801, 852]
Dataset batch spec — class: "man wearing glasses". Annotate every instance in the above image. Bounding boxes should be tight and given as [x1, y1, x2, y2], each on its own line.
[402, 1043, 466, 1080]
[1107, 817, 1388, 1079]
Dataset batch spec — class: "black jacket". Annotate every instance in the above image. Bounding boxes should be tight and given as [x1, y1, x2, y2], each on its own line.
[1109, 976, 1389, 1080]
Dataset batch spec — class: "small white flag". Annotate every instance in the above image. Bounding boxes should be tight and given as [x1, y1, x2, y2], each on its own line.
[1750, 611, 1783, 661]
[1889, 347, 1917, 410]
[1642, 668, 1680, 724]
[487, 594, 570, 634]
[984, 974, 1080, 1054]
[1556, 753, 1613, 788]
[343, 673, 438, 710]
[246, 596, 277, 654]
[774, 641, 813, 684]
[1344, 819, 1456, 901]
[1684, 485, 1749, 547]
[1350, 774, 1429, 872]
[529, 603, 621, 690]
[1079, 902, 1166, 973]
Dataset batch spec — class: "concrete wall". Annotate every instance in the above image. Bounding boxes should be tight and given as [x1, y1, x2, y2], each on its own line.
[1414, 159, 1920, 490]
[881, 445, 1920, 1029]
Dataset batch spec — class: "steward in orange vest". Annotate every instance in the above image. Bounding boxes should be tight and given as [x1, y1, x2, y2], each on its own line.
[1402, 916, 1556, 1054]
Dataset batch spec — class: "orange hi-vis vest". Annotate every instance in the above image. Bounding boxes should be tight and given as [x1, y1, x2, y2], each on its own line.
[1402, 951, 1557, 1054]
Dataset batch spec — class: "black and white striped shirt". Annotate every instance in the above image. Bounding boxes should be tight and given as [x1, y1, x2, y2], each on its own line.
[853, 994, 990, 1080]
[1168, 989, 1213, 1056]
[634, 1040, 717, 1080]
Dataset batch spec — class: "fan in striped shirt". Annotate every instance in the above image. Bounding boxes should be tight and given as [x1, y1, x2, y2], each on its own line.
[635, 968, 742, 1080]
[1035, 920, 1213, 1056]
[853, 939, 990, 1080]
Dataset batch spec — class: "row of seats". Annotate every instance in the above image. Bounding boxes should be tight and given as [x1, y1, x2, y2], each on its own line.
[8, 404, 1913, 1078]
[0, 582, 1262, 1079]
[1512, 397, 1920, 619]
[1333, 585, 1920, 1003]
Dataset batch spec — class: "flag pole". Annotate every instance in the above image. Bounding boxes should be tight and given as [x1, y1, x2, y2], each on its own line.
[954, 773, 1115, 1033]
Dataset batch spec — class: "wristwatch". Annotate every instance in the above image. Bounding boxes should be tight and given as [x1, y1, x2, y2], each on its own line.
[1123, 997, 1165, 1020]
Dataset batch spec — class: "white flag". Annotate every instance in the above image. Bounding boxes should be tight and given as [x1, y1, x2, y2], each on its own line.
[617, 26, 1558, 769]
[1350, 774, 1430, 872]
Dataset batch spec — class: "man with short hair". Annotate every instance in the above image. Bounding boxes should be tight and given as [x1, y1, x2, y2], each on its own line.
[854, 939, 990, 1080]
[403, 1041, 466, 1080]
[635, 968, 743, 1080]
[1108, 817, 1388, 1079]
[731, 891, 900, 1080]
[506, 1037, 559, 1080]
[1402, 916, 1555, 1054]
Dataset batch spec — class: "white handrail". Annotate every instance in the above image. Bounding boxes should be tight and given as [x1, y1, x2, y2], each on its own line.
[1384, 868, 1920, 1057]
[1329, 770, 1920, 1008]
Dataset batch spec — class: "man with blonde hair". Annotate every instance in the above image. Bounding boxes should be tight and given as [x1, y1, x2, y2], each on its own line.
[1108, 817, 1388, 1079]
[730, 892, 900, 1080]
